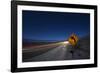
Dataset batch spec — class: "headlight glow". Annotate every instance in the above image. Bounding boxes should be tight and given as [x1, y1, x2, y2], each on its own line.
[63, 41, 69, 44]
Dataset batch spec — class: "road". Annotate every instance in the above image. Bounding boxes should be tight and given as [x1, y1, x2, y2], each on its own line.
[23, 39, 90, 62]
[24, 43, 69, 62]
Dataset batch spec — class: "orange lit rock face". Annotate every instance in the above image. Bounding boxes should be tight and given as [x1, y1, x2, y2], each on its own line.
[68, 34, 78, 46]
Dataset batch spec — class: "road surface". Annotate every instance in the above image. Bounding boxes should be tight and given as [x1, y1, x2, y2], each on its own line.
[23, 38, 90, 62]
[24, 43, 69, 62]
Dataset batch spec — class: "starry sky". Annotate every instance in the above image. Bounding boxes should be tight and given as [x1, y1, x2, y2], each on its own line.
[22, 10, 90, 41]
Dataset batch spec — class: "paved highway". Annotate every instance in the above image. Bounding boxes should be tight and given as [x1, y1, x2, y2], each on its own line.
[23, 38, 90, 62]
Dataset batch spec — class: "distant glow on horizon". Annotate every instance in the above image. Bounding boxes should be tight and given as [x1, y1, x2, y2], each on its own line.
[63, 41, 69, 44]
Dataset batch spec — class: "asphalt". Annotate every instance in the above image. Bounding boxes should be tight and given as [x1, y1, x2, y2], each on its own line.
[23, 36, 90, 62]
[24, 44, 68, 62]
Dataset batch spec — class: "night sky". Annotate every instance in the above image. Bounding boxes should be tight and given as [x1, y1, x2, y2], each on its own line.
[22, 10, 90, 41]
